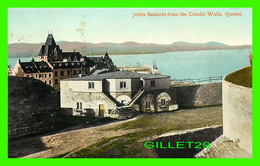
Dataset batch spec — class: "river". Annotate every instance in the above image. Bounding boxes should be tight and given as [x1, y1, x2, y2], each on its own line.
[8, 49, 251, 80]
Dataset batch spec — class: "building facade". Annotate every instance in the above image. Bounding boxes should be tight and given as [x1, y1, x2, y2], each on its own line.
[12, 34, 115, 90]
[60, 71, 178, 118]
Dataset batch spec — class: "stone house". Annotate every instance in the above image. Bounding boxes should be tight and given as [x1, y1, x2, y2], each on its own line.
[60, 71, 178, 118]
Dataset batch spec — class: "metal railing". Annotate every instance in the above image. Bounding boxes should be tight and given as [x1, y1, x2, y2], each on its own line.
[172, 76, 223, 84]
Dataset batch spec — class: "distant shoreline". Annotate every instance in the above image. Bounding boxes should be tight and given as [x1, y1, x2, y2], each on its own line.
[8, 47, 251, 59]
[8, 41, 251, 58]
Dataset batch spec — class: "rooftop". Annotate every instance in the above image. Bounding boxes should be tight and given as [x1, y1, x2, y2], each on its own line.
[20, 60, 52, 73]
[50, 61, 93, 69]
[63, 71, 170, 81]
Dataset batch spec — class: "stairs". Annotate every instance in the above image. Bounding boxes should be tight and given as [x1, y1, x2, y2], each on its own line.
[103, 84, 145, 119]
[128, 87, 144, 106]
[118, 106, 137, 119]
[103, 91, 123, 107]
[89, 66, 97, 75]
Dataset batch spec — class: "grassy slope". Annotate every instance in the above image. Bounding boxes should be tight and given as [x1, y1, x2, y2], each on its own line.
[65, 106, 222, 158]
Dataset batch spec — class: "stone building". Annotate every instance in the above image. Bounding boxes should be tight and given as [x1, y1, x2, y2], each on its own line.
[60, 71, 178, 118]
[89, 52, 115, 70]
[12, 34, 115, 90]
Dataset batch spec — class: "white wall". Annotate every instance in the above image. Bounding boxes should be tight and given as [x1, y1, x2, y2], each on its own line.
[116, 95, 132, 104]
[107, 79, 132, 93]
[223, 80, 252, 154]
[61, 80, 103, 93]
[143, 77, 170, 91]
[60, 81, 117, 117]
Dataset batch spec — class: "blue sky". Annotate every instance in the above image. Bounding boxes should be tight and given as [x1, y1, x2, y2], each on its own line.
[8, 8, 252, 45]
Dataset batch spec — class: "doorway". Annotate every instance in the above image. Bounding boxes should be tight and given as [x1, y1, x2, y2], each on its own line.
[99, 104, 105, 118]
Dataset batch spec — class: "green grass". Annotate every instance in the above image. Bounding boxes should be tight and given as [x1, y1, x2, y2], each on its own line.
[225, 66, 252, 88]
[67, 106, 222, 158]
[68, 127, 179, 158]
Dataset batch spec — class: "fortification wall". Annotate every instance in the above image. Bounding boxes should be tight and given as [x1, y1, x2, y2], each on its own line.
[8, 76, 58, 139]
[222, 80, 252, 154]
[170, 82, 222, 108]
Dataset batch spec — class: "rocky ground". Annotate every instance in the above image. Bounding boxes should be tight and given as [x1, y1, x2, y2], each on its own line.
[8, 106, 223, 158]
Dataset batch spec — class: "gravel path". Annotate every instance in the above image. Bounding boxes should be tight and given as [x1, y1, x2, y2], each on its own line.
[8, 106, 222, 158]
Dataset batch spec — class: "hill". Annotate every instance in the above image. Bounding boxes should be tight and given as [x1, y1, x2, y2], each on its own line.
[8, 41, 252, 58]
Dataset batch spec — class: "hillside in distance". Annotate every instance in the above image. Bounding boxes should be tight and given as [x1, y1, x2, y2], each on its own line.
[8, 41, 252, 58]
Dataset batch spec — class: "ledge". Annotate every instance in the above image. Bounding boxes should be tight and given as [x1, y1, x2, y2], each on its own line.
[224, 66, 252, 88]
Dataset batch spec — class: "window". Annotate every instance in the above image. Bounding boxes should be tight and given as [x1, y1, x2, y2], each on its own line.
[55, 79, 58, 85]
[67, 71, 70, 76]
[44, 81, 47, 84]
[77, 102, 82, 109]
[73, 70, 77, 76]
[61, 71, 64, 76]
[88, 82, 94, 89]
[161, 99, 166, 107]
[35, 74, 38, 78]
[120, 81, 127, 89]
[145, 101, 151, 109]
[49, 73, 51, 77]
[108, 109, 113, 114]
[45, 74, 47, 78]
[49, 80, 51, 85]
[54, 71, 58, 77]
[151, 80, 155, 87]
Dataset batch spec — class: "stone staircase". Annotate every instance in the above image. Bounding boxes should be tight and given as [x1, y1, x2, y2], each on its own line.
[117, 106, 138, 119]
[103, 86, 145, 119]
[128, 87, 144, 106]
[103, 91, 123, 107]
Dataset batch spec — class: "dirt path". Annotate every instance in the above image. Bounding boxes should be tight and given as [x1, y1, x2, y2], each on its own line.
[9, 117, 138, 158]
[9, 106, 222, 158]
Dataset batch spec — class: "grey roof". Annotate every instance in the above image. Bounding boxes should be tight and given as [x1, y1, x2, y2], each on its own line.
[62, 52, 82, 61]
[63, 71, 170, 81]
[50, 61, 93, 69]
[38, 34, 62, 57]
[20, 60, 52, 73]
[45, 34, 56, 46]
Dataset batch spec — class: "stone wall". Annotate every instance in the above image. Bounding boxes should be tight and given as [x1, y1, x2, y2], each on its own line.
[222, 80, 252, 154]
[8, 76, 58, 139]
[171, 83, 222, 108]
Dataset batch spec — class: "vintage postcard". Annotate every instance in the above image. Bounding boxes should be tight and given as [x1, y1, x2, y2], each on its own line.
[8, 8, 252, 158]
